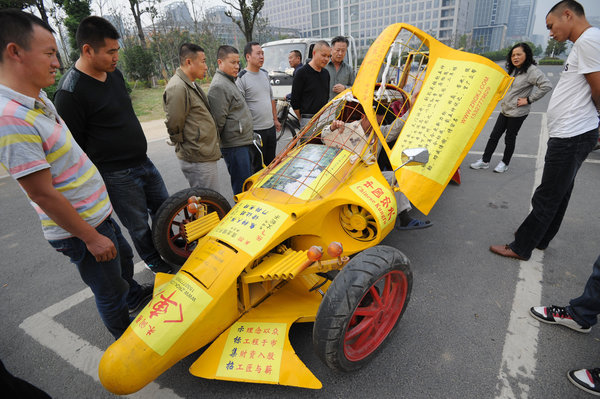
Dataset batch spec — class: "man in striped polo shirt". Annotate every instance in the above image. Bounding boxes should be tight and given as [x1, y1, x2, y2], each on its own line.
[0, 10, 151, 339]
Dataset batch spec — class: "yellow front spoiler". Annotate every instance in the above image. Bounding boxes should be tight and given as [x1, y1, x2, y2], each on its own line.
[189, 276, 325, 389]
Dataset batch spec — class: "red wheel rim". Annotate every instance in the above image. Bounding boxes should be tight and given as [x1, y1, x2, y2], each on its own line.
[166, 201, 225, 259]
[343, 270, 408, 361]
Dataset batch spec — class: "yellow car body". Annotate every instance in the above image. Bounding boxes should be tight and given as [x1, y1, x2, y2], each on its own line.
[99, 24, 512, 394]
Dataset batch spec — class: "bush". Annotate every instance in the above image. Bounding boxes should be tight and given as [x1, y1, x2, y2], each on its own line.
[122, 45, 155, 82]
[157, 79, 166, 86]
[539, 57, 564, 65]
[124, 79, 132, 94]
[482, 48, 509, 61]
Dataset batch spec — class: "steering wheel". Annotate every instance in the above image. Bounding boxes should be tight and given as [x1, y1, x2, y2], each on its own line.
[374, 83, 411, 116]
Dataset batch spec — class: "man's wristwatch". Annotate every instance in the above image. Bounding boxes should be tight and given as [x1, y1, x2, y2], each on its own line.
[526, 97, 531, 104]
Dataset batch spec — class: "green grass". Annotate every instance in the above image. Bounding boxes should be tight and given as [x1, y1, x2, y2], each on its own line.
[130, 86, 165, 122]
[130, 82, 211, 122]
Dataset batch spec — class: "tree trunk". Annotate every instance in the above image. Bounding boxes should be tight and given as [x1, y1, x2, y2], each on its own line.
[129, 0, 147, 48]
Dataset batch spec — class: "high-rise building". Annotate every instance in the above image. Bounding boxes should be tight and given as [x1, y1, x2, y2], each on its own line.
[261, 0, 474, 56]
[506, 0, 536, 45]
[470, 0, 510, 53]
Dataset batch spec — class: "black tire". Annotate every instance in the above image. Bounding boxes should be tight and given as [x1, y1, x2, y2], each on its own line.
[313, 245, 412, 372]
[276, 106, 289, 141]
[277, 107, 299, 141]
[152, 187, 231, 266]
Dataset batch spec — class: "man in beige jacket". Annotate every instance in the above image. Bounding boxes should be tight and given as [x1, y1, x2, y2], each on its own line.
[163, 43, 221, 191]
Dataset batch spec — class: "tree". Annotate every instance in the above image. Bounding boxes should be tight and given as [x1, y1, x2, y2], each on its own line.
[55, 0, 91, 61]
[0, 0, 35, 8]
[222, 0, 264, 43]
[127, 0, 150, 48]
[122, 44, 154, 83]
[545, 38, 566, 58]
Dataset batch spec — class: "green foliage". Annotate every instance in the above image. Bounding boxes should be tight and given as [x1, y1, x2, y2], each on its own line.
[482, 48, 509, 62]
[0, 0, 35, 9]
[122, 45, 155, 82]
[539, 57, 565, 65]
[545, 38, 567, 57]
[55, 0, 90, 61]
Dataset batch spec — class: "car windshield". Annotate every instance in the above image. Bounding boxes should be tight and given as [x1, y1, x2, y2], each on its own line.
[262, 43, 307, 73]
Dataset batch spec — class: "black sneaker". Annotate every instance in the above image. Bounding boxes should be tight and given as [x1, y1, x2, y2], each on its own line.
[128, 283, 154, 314]
[145, 259, 173, 274]
[529, 305, 591, 333]
[568, 368, 600, 396]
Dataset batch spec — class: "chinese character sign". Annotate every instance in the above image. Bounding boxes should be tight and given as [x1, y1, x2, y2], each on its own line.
[390, 57, 509, 214]
[207, 200, 289, 257]
[131, 273, 213, 356]
[350, 177, 397, 228]
[216, 322, 287, 383]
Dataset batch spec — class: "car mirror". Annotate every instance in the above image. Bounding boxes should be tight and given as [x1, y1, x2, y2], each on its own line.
[401, 147, 429, 166]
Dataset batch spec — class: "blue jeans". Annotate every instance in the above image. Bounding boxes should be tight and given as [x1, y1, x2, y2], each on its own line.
[48, 217, 142, 339]
[568, 254, 600, 328]
[509, 128, 598, 260]
[482, 113, 528, 165]
[101, 158, 169, 265]
[221, 145, 253, 195]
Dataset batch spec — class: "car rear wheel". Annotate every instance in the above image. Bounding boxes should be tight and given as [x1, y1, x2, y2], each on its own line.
[152, 187, 231, 266]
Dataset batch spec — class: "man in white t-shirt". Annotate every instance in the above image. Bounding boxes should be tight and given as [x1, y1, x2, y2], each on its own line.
[491, 0, 600, 262]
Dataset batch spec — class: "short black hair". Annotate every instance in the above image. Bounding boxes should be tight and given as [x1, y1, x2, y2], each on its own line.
[0, 9, 54, 63]
[290, 50, 302, 59]
[243, 41, 260, 59]
[331, 36, 349, 47]
[179, 42, 204, 65]
[312, 40, 330, 54]
[76, 16, 120, 52]
[548, 0, 585, 17]
[217, 45, 239, 60]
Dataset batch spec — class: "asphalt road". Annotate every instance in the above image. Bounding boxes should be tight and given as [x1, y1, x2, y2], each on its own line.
[1, 65, 600, 398]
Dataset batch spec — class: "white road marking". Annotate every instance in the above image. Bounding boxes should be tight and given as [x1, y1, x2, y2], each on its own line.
[18, 262, 183, 398]
[494, 114, 547, 398]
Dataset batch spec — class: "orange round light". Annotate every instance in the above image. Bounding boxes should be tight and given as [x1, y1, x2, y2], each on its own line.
[327, 241, 343, 257]
[186, 203, 199, 214]
[307, 245, 323, 262]
[187, 196, 199, 204]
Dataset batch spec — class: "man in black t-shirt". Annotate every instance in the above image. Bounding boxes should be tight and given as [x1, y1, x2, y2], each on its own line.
[54, 16, 172, 274]
[290, 41, 331, 128]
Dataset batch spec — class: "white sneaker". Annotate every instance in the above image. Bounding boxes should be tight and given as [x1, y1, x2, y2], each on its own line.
[494, 161, 508, 173]
[470, 159, 489, 169]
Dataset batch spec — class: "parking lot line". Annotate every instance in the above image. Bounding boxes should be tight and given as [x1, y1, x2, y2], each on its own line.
[18, 262, 183, 398]
[494, 114, 547, 398]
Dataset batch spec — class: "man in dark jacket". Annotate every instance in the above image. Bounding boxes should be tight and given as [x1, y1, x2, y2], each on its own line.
[163, 42, 221, 191]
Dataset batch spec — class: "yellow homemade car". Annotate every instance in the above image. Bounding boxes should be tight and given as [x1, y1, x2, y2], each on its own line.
[98, 24, 512, 394]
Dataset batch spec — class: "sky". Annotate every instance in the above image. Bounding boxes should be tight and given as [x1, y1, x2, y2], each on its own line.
[94, 0, 600, 39]
[532, 0, 600, 38]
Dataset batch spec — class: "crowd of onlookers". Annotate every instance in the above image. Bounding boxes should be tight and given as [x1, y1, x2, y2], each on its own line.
[1, 0, 600, 396]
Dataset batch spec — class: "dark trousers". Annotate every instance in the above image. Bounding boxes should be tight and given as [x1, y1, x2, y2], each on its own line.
[1, 359, 50, 398]
[101, 158, 169, 265]
[251, 126, 277, 173]
[222, 145, 253, 195]
[509, 128, 598, 259]
[48, 217, 140, 339]
[482, 113, 528, 165]
[568, 254, 600, 328]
